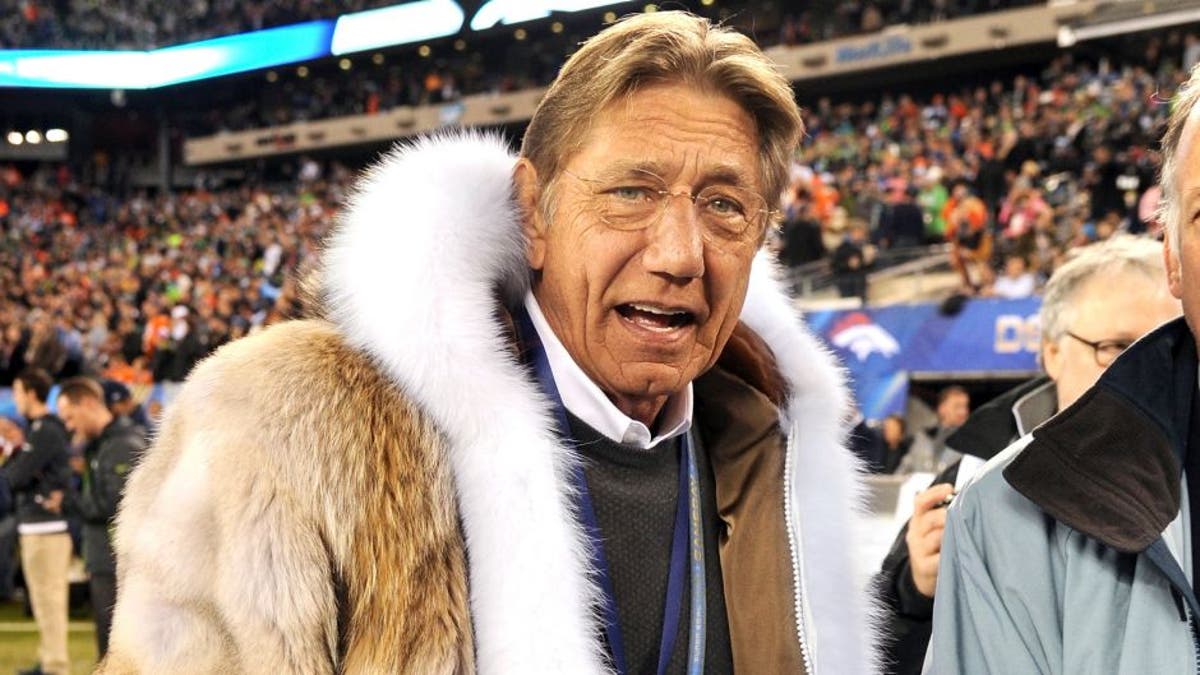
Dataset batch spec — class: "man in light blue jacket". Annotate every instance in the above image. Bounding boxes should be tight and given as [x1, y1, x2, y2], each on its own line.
[926, 64, 1200, 673]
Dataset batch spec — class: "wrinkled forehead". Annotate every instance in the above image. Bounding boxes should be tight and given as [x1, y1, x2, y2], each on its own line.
[560, 84, 763, 190]
[1066, 271, 1174, 334]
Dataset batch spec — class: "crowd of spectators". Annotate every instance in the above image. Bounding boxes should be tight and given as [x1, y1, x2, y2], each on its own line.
[188, 1, 1050, 134]
[0, 0, 402, 50]
[2, 28, 1196, 389]
[0, 0, 1043, 51]
[776, 31, 1194, 297]
[777, 0, 1041, 46]
[0, 159, 350, 397]
[196, 37, 565, 134]
[3, 0, 1056, 137]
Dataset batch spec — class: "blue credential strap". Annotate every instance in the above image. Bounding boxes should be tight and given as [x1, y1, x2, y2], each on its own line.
[514, 307, 705, 675]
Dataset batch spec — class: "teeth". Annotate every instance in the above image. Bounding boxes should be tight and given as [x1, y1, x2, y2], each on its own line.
[629, 303, 684, 316]
[637, 321, 676, 333]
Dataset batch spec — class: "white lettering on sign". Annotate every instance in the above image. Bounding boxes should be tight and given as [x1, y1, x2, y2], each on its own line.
[994, 315, 1040, 354]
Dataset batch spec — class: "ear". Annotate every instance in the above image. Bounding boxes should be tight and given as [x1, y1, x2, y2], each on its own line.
[513, 158, 547, 271]
[1042, 337, 1063, 383]
[1164, 233, 1184, 300]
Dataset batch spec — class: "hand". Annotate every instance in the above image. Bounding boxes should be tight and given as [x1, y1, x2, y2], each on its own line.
[0, 418, 24, 448]
[40, 490, 64, 515]
[69, 456, 85, 475]
[906, 483, 955, 598]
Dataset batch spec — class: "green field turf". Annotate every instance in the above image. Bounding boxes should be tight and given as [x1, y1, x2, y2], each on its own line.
[0, 602, 97, 674]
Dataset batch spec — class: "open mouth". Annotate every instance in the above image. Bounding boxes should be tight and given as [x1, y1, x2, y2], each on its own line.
[615, 302, 696, 332]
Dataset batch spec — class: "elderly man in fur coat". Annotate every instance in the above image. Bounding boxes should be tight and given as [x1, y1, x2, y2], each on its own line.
[99, 11, 877, 675]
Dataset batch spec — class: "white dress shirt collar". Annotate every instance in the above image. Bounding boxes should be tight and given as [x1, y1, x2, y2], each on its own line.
[524, 292, 693, 449]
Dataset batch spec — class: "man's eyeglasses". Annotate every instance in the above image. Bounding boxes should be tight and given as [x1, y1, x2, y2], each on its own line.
[561, 168, 774, 244]
[1064, 331, 1133, 367]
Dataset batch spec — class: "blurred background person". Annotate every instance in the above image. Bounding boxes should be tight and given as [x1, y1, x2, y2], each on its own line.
[832, 220, 876, 303]
[879, 235, 1182, 674]
[1, 369, 72, 675]
[897, 385, 970, 475]
[989, 252, 1037, 299]
[881, 414, 913, 474]
[944, 182, 993, 294]
[54, 378, 145, 663]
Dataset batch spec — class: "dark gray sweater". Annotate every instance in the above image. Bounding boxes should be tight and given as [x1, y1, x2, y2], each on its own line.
[567, 412, 733, 674]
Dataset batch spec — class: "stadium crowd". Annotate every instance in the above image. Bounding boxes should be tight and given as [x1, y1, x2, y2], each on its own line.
[0, 0, 1043, 51]
[0, 160, 350, 395]
[0, 0, 402, 50]
[779, 35, 1192, 296]
[3, 35, 1195, 395]
[191, 1, 1052, 134]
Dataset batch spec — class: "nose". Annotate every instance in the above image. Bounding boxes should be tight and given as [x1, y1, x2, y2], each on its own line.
[640, 195, 705, 280]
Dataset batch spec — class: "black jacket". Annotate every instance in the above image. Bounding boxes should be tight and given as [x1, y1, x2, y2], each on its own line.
[876, 376, 1057, 674]
[0, 414, 72, 530]
[67, 416, 144, 574]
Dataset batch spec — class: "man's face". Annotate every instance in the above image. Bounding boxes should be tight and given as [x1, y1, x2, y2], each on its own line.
[12, 380, 27, 418]
[1167, 106, 1200, 349]
[1005, 256, 1026, 278]
[518, 83, 763, 422]
[57, 395, 98, 439]
[937, 392, 970, 428]
[882, 417, 904, 445]
[1043, 273, 1181, 410]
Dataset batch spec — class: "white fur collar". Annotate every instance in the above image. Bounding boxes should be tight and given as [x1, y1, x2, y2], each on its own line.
[322, 132, 878, 674]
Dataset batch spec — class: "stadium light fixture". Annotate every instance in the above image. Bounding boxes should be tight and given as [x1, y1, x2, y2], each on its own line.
[470, 0, 625, 31]
[25, 130, 41, 144]
[331, 0, 464, 56]
[339, 58, 352, 70]
[514, 28, 528, 40]
[0, 0, 632, 89]
[6, 131, 22, 145]
[45, 128, 68, 142]
[0, 21, 334, 89]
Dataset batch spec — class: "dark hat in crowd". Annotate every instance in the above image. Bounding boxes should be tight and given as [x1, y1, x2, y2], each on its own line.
[102, 380, 132, 407]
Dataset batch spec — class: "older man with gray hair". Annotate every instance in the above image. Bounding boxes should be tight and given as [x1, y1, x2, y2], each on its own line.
[98, 11, 876, 675]
[924, 64, 1200, 673]
[878, 234, 1180, 674]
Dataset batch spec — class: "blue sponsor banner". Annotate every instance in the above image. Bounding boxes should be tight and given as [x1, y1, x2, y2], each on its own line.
[805, 297, 1042, 420]
[0, 388, 15, 421]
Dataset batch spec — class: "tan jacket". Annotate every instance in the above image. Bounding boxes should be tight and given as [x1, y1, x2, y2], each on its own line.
[99, 133, 878, 674]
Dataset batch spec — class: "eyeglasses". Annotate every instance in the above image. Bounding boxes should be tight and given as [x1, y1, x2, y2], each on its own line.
[561, 168, 774, 243]
[1064, 331, 1133, 367]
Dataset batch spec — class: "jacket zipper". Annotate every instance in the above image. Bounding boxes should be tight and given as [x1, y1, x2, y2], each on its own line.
[1188, 606, 1200, 675]
[783, 425, 817, 674]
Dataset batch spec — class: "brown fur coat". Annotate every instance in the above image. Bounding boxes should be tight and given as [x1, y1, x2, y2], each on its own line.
[98, 133, 878, 674]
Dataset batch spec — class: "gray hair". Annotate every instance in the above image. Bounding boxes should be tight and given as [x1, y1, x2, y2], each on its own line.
[520, 11, 803, 216]
[1039, 235, 1167, 342]
[1157, 63, 1200, 254]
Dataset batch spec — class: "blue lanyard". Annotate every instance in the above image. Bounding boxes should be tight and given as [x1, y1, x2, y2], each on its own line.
[516, 308, 706, 675]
